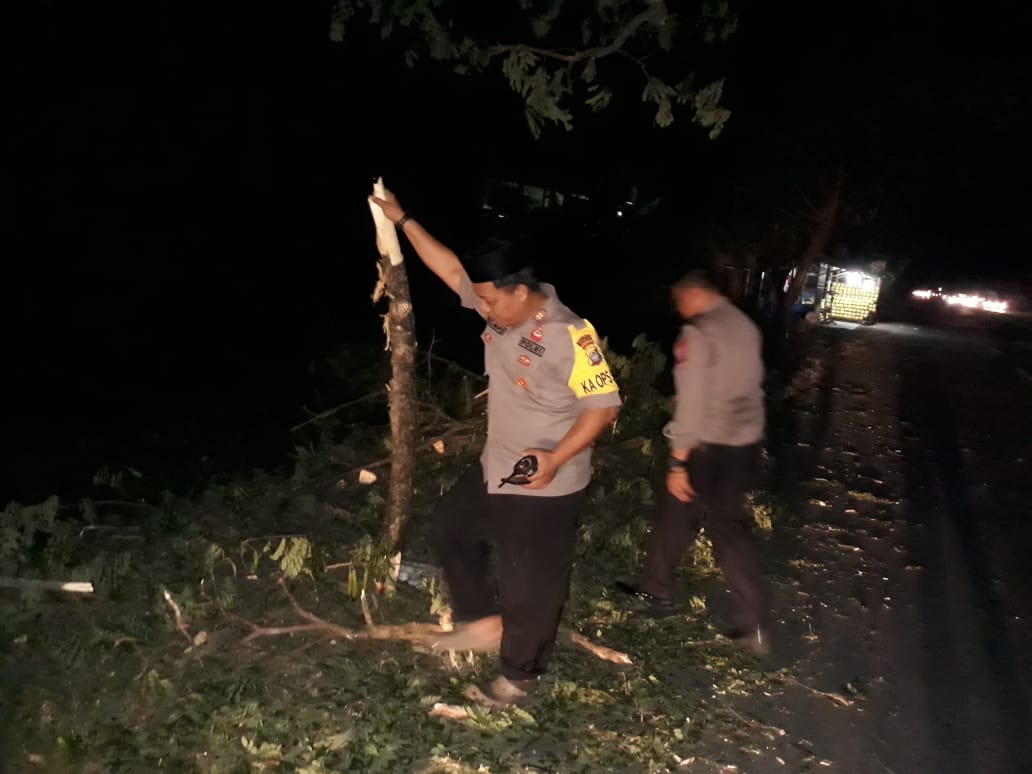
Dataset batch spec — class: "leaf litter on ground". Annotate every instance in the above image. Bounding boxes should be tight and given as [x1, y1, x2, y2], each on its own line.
[0, 338, 835, 773]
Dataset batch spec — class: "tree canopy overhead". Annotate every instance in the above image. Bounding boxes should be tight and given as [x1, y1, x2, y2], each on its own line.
[330, 0, 736, 137]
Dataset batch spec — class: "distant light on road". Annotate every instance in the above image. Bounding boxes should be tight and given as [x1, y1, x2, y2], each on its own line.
[940, 293, 1010, 314]
[946, 293, 982, 308]
[913, 289, 1013, 315]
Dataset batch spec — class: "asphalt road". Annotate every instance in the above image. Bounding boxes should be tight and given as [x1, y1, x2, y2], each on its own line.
[735, 311, 1032, 773]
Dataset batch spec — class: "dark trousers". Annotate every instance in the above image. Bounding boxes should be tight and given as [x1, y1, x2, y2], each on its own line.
[641, 442, 768, 631]
[430, 465, 586, 681]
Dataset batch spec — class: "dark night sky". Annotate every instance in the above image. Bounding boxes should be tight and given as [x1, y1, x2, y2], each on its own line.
[4, 0, 1029, 502]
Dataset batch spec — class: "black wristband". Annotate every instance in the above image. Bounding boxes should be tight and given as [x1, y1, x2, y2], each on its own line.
[396, 213, 412, 230]
[667, 456, 688, 470]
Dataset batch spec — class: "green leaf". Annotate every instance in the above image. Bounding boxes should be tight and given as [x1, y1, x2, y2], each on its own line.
[692, 79, 731, 138]
[531, 17, 551, 39]
[279, 537, 312, 579]
[270, 538, 287, 562]
[655, 97, 674, 128]
[502, 50, 539, 96]
[582, 57, 597, 83]
[585, 87, 611, 112]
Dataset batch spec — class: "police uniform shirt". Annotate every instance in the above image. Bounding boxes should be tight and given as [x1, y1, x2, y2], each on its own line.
[664, 297, 765, 451]
[458, 274, 622, 497]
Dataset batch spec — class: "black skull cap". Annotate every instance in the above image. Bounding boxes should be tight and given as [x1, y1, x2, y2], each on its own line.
[461, 235, 535, 284]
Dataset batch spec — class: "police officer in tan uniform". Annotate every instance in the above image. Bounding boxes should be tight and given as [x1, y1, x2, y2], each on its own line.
[617, 270, 769, 656]
[370, 189, 622, 703]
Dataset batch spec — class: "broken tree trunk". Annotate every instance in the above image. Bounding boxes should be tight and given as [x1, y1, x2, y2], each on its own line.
[368, 178, 417, 550]
[783, 172, 845, 326]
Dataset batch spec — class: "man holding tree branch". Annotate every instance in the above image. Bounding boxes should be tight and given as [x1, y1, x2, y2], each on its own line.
[370, 189, 621, 705]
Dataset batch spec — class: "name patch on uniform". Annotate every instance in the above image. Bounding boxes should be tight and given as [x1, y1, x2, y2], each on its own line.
[567, 321, 619, 399]
[519, 338, 546, 357]
[579, 370, 617, 394]
[487, 320, 508, 334]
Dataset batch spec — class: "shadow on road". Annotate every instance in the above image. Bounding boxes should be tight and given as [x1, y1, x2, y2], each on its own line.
[766, 327, 845, 502]
[898, 342, 1032, 771]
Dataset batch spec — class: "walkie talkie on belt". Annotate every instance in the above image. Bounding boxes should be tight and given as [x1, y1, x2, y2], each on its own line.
[499, 455, 538, 488]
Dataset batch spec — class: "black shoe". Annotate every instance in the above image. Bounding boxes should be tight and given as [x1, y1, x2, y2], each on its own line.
[613, 581, 677, 617]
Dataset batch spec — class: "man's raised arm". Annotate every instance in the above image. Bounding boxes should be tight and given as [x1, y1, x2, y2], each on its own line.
[368, 190, 465, 295]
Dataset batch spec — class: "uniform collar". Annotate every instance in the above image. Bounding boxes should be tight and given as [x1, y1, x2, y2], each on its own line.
[523, 283, 558, 328]
[698, 296, 728, 318]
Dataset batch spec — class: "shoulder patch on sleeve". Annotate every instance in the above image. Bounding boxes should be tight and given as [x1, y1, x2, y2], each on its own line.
[566, 320, 619, 399]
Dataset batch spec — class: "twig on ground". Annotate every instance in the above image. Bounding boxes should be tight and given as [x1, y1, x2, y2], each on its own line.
[278, 578, 355, 634]
[0, 577, 94, 594]
[569, 632, 633, 665]
[430, 703, 471, 720]
[234, 617, 340, 645]
[722, 706, 786, 737]
[781, 676, 855, 707]
[162, 588, 193, 644]
[360, 589, 375, 628]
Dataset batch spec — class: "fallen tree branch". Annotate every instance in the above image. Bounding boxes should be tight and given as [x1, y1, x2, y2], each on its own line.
[88, 499, 160, 511]
[233, 581, 635, 667]
[235, 618, 339, 645]
[0, 577, 94, 594]
[323, 562, 361, 572]
[291, 391, 386, 432]
[78, 525, 144, 541]
[421, 351, 487, 383]
[61, 499, 160, 514]
[338, 428, 476, 483]
[233, 578, 445, 646]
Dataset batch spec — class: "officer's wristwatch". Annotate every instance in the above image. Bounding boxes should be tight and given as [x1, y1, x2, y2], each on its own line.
[396, 212, 412, 229]
[667, 456, 688, 472]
